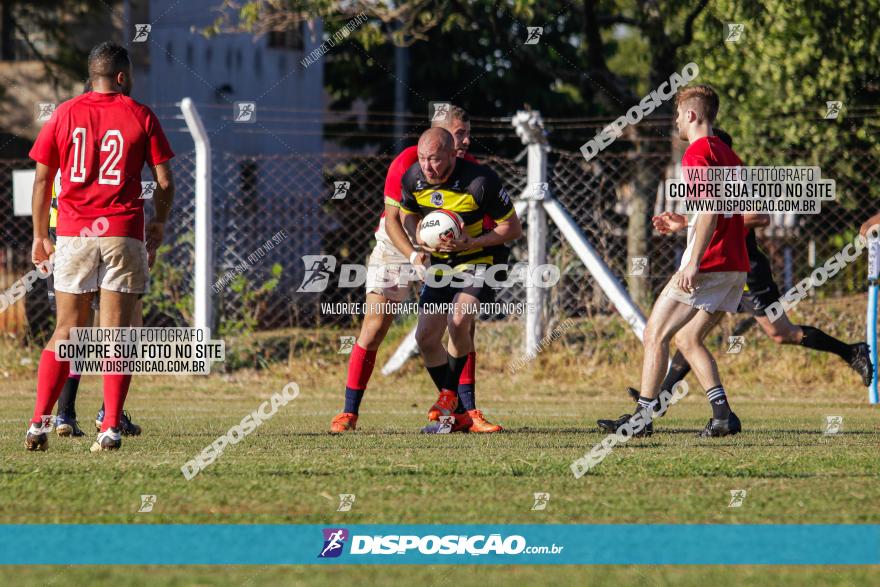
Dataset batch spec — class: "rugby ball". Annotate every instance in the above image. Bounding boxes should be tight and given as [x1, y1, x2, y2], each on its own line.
[419, 210, 464, 248]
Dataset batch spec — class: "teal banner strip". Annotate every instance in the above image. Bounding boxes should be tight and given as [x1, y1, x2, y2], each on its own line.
[0, 524, 876, 565]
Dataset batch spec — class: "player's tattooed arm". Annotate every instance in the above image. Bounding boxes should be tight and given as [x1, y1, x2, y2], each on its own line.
[146, 161, 175, 268]
[31, 163, 56, 267]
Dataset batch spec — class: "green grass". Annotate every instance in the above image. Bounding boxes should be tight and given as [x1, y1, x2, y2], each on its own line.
[0, 298, 878, 584]
[2, 565, 879, 586]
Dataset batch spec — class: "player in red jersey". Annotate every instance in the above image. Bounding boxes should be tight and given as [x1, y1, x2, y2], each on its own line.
[598, 85, 749, 438]
[25, 42, 175, 452]
[623, 128, 872, 410]
[330, 105, 502, 433]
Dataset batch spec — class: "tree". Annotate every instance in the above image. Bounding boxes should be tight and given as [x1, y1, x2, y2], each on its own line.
[0, 0, 119, 152]
[687, 0, 880, 278]
[688, 0, 880, 181]
[0, 0, 116, 86]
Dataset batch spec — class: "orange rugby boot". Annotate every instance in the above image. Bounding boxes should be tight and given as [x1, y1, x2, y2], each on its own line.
[467, 410, 503, 433]
[427, 390, 458, 421]
[330, 412, 358, 433]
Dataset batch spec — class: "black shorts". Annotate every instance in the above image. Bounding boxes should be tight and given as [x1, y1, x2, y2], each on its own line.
[739, 229, 781, 316]
[737, 280, 781, 315]
[485, 243, 511, 282]
[418, 245, 510, 310]
[418, 277, 496, 309]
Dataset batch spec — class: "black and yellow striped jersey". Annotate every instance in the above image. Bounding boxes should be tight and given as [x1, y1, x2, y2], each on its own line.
[49, 170, 61, 229]
[399, 158, 515, 269]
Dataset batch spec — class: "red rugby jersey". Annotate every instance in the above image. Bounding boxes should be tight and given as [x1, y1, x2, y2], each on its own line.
[29, 91, 174, 241]
[680, 136, 750, 273]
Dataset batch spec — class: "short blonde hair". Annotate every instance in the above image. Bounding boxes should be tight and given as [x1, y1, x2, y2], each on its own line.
[675, 85, 720, 124]
[430, 105, 470, 128]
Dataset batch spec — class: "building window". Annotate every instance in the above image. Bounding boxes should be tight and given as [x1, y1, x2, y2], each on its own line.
[267, 25, 304, 51]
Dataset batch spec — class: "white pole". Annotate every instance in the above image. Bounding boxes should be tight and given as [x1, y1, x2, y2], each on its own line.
[526, 143, 547, 354]
[542, 198, 648, 341]
[180, 98, 213, 331]
[381, 326, 418, 376]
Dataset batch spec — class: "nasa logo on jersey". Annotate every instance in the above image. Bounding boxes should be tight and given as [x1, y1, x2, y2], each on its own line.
[430, 192, 444, 207]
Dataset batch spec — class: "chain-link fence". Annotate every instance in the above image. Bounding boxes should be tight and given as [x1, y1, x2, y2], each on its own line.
[1, 136, 874, 343]
[0, 158, 34, 336]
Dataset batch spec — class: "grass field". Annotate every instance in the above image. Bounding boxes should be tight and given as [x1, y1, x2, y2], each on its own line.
[0, 297, 878, 584]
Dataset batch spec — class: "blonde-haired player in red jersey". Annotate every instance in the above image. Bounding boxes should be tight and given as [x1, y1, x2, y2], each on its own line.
[598, 85, 749, 438]
[26, 42, 175, 452]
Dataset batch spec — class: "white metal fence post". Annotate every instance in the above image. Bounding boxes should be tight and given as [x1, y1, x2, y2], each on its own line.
[542, 198, 648, 341]
[180, 98, 214, 331]
[525, 144, 548, 353]
[513, 111, 548, 354]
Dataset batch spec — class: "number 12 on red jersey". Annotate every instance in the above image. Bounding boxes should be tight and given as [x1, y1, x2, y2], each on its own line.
[69, 127, 125, 186]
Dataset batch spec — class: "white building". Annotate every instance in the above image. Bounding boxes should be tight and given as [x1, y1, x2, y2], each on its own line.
[132, 0, 324, 156]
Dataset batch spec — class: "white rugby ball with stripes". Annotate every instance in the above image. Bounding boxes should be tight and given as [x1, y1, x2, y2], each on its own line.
[419, 209, 464, 248]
